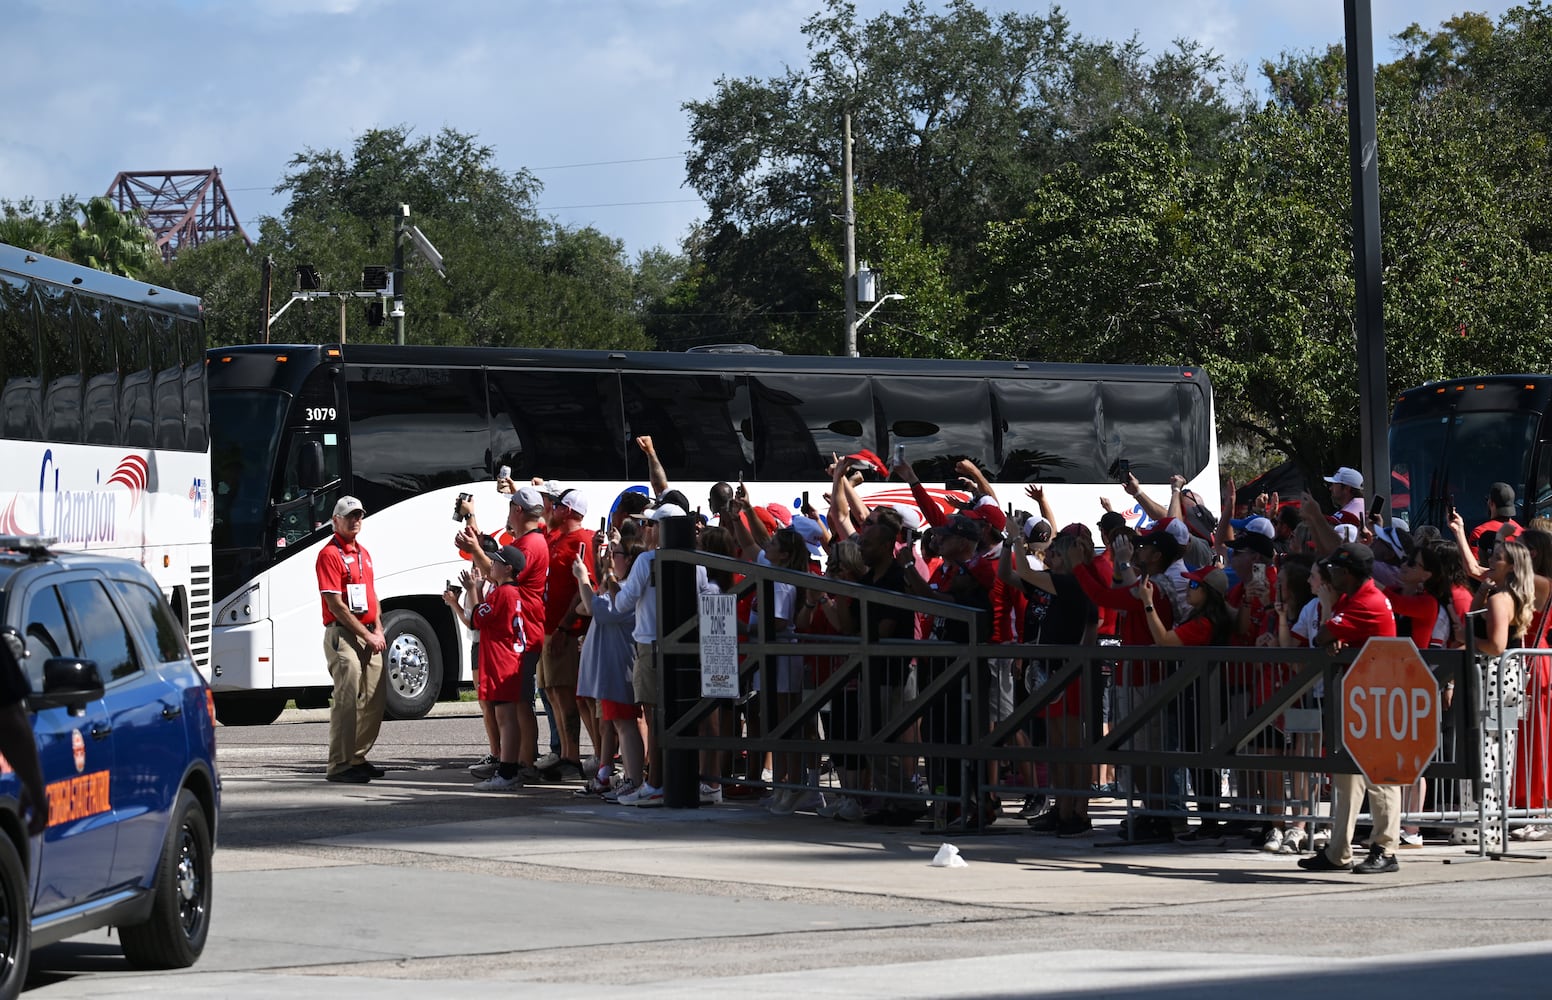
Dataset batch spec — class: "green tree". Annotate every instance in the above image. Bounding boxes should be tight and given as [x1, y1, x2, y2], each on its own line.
[167, 126, 651, 350]
[0, 196, 159, 278]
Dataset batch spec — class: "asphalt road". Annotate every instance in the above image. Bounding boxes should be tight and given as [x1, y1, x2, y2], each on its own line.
[20, 705, 1552, 998]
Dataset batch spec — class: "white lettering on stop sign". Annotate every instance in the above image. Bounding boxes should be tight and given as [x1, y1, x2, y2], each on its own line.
[1347, 684, 1433, 742]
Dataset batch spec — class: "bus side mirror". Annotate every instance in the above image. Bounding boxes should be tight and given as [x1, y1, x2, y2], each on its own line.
[298, 441, 326, 490]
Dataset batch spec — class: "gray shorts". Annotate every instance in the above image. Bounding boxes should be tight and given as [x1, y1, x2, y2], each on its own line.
[632, 641, 658, 706]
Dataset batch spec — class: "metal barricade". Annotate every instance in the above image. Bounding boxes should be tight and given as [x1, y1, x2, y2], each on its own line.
[653, 546, 1483, 843]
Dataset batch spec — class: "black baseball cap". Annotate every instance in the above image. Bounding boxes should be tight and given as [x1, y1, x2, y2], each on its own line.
[1320, 542, 1374, 578]
[493, 544, 527, 573]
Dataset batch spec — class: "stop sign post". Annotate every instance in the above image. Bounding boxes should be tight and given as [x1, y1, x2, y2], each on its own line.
[1341, 637, 1441, 786]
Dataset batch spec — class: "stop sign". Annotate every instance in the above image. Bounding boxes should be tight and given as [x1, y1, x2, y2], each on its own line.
[1341, 637, 1441, 785]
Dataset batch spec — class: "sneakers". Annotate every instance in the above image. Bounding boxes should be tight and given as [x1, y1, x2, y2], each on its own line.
[468, 754, 499, 781]
[325, 767, 370, 784]
[534, 752, 562, 772]
[618, 782, 663, 807]
[604, 778, 637, 804]
[1398, 832, 1425, 849]
[1260, 827, 1286, 854]
[699, 782, 723, 805]
[1352, 845, 1399, 874]
[1279, 828, 1309, 854]
[833, 797, 865, 822]
[1518, 825, 1552, 842]
[1057, 816, 1094, 838]
[767, 789, 799, 815]
[1026, 811, 1063, 834]
[473, 772, 524, 791]
[1018, 794, 1048, 818]
[1297, 850, 1353, 872]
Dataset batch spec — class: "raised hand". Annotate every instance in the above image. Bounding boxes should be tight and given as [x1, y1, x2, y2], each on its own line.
[1024, 484, 1044, 503]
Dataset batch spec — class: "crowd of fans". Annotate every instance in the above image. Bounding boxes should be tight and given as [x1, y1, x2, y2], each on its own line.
[439, 440, 1552, 864]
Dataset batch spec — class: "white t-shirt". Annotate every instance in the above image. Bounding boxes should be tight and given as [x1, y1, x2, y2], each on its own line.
[1294, 597, 1324, 699]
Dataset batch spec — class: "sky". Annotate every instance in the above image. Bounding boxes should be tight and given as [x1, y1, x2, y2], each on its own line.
[1, 0, 1513, 260]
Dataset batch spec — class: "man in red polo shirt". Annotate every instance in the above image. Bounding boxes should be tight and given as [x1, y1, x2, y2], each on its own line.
[316, 496, 388, 784]
[1298, 542, 1401, 875]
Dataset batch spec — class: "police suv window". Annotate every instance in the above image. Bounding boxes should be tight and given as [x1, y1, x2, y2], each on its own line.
[22, 585, 76, 689]
[110, 580, 188, 664]
[61, 580, 140, 682]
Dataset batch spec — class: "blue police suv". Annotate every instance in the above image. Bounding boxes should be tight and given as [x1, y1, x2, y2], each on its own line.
[0, 537, 218, 996]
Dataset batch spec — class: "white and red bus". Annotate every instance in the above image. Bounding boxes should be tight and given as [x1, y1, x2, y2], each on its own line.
[0, 242, 211, 670]
[205, 343, 1218, 724]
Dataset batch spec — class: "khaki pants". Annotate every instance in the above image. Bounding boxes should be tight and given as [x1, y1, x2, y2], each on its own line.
[1327, 772, 1401, 864]
[325, 624, 386, 775]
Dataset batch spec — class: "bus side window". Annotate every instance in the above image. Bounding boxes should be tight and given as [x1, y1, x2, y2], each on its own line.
[992, 380, 1101, 483]
[0, 273, 43, 442]
[621, 373, 751, 483]
[873, 376, 992, 485]
[81, 298, 120, 445]
[116, 310, 154, 448]
[1534, 443, 1552, 523]
[748, 374, 875, 482]
[181, 317, 207, 452]
[347, 365, 488, 512]
[39, 284, 82, 443]
[488, 369, 626, 482]
[151, 312, 186, 450]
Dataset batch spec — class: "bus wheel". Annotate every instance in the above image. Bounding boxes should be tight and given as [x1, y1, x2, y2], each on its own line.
[213, 693, 287, 726]
[382, 610, 442, 720]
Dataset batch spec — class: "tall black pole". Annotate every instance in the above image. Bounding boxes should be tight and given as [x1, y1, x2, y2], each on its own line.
[1345, 0, 1390, 519]
[260, 254, 273, 344]
[658, 515, 700, 809]
[392, 203, 408, 346]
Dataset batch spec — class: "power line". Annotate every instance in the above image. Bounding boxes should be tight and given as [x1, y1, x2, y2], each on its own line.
[530, 154, 685, 171]
[537, 198, 701, 210]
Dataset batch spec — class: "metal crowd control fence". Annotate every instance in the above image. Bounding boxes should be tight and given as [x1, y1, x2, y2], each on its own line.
[651, 537, 1499, 847]
[1482, 647, 1552, 855]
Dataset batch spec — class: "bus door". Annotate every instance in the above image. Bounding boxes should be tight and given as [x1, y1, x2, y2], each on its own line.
[273, 366, 344, 551]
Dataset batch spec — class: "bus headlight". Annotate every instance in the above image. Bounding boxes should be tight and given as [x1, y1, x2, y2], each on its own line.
[217, 584, 263, 625]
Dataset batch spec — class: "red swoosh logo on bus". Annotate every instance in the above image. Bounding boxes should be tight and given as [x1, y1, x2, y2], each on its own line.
[106, 456, 149, 513]
[0, 497, 25, 536]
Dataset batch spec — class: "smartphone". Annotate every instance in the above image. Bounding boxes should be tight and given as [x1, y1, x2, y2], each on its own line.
[1117, 459, 1131, 483]
[598, 516, 606, 532]
[802, 490, 809, 509]
[893, 443, 906, 467]
[497, 465, 511, 481]
[1371, 495, 1387, 516]
[1250, 564, 1267, 587]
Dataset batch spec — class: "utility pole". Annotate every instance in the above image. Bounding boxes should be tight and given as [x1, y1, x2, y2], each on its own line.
[339, 296, 347, 343]
[1345, 0, 1389, 519]
[260, 254, 273, 344]
[842, 111, 858, 359]
[392, 203, 408, 345]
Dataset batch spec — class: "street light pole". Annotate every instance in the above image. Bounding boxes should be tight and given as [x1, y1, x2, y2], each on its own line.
[842, 111, 858, 358]
[392, 203, 408, 346]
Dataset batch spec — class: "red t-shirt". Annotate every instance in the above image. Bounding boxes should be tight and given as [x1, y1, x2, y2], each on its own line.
[1227, 567, 1278, 647]
[315, 535, 378, 626]
[473, 582, 526, 700]
[1385, 588, 1442, 648]
[967, 551, 1016, 644]
[544, 527, 595, 634]
[1325, 579, 1397, 645]
[1173, 615, 1216, 646]
[1072, 561, 1175, 685]
[511, 529, 549, 650]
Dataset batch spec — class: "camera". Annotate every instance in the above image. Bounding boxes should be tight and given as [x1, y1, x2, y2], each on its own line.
[453, 492, 474, 522]
[445, 579, 458, 594]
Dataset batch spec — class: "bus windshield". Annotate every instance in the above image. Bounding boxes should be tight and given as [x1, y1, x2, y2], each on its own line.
[1389, 409, 1537, 532]
[211, 389, 287, 553]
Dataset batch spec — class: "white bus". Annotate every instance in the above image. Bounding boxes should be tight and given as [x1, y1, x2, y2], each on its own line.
[0, 242, 211, 670]
[206, 343, 1218, 725]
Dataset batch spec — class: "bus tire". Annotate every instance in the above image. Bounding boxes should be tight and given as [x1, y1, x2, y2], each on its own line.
[382, 610, 442, 721]
[212, 693, 287, 727]
[0, 829, 30, 1000]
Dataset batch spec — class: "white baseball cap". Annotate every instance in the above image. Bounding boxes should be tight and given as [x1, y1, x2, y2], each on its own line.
[332, 496, 364, 518]
[1323, 467, 1363, 489]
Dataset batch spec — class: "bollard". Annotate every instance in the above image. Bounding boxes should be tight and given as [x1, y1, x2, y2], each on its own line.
[658, 515, 700, 809]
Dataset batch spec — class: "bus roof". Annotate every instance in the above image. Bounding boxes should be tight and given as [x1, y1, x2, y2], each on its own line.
[0, 241, 202, 320]
[1392, 375, 1552, 421]
[211, 342, 1211, 386]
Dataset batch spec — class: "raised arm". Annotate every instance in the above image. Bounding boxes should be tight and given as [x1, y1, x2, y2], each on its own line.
[1124, 472, 1168, 522]
[1299, 492, 1342, 559]
[636, 435, 670, 498]
[957, 459, 996, 502]
[1023, 483, 1057, 531]
[894, 455, 947, 528]
[1448, 508, 1488, 579]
